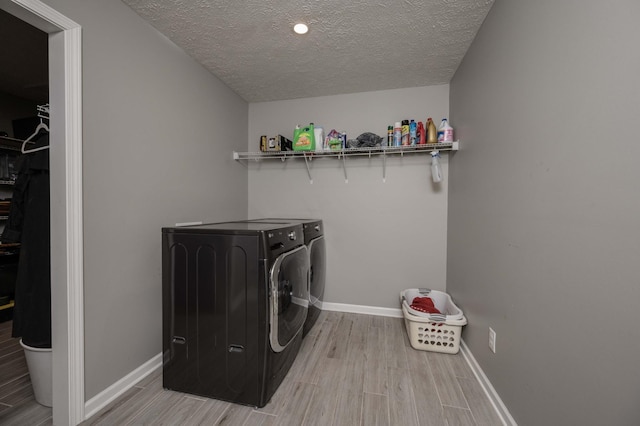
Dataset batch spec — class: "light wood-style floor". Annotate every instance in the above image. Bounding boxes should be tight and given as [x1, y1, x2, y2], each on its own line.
[0, 320, 52, 425]
[83, 311, 502, 426]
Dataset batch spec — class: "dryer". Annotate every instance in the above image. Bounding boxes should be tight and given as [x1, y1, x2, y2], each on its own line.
[249, 218, 326, 337]
[162, 221, 309, 407]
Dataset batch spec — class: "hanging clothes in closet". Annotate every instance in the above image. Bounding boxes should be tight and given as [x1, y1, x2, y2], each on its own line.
[1, 128, 51, 348]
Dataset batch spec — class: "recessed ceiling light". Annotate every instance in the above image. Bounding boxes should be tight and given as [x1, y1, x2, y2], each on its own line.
[293, 23, 308, 35]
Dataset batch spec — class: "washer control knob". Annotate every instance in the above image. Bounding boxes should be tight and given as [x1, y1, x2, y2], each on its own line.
[314, 225, 320, 232]
[288, 231, 297, 241]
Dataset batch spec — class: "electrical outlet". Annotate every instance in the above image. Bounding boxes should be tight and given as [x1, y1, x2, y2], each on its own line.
[489, 327, 496, 353]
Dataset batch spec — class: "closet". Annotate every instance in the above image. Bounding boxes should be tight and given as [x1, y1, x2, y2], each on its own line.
[1, 103, 51, 339]
[0, 6, 48, 322]
[0, 6, 52, 413]
[0, 135, 21, 321]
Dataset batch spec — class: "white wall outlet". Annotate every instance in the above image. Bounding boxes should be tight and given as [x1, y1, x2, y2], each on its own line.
[489, 327, 496, 353]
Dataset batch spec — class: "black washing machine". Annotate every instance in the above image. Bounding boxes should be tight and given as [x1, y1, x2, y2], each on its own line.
[249, 218, 326, 337]
[161, 221, 309, 407]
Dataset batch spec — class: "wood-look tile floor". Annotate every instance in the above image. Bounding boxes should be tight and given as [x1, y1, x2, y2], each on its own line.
[0, 320, 52, 426]
[83, 311, 503, 426]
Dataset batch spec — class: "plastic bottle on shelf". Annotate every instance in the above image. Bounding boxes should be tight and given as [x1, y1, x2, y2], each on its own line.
[401, 120, 410, 146]
[314, 124, 324, 153]
[444, 119, 454, 142]
[393, 122, 402, 146]
[417, 121, 425, 145]
[431, 150, 442, 183]
[426, 118, 437, 144]
[409, 120, 417, 145]
[438, 118, 454, 142]
[340, 132, 347, 149]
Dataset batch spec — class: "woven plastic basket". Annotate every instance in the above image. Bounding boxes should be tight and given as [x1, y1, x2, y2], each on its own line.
[400, 289, 467, 354]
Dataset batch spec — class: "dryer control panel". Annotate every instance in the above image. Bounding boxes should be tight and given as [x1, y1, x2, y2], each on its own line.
[267, 224, 304, 257]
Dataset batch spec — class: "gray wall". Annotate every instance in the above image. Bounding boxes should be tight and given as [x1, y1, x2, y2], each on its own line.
[43, 0, 248, 400]
[248, 86, 450, 308]
[448, 1, 640, 425]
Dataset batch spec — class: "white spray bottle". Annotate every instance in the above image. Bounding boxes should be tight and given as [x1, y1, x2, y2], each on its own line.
[431, 150, 442, 183]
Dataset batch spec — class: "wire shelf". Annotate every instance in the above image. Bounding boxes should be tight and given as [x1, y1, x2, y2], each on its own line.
[233, 141, 458, 161]
[233, 141, 459, 183]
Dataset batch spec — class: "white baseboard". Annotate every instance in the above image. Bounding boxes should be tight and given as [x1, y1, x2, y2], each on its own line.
[460, 340, 517, 426]
[84, 353, 162, 420]
[321, 301, 403, 318]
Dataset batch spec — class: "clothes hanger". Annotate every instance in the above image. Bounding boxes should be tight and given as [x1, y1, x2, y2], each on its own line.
[21, 118, 50, 154]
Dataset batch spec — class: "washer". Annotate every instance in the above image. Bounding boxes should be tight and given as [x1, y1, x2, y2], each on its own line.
[162, 221, 309, 407]
[249, 218, 326, 337]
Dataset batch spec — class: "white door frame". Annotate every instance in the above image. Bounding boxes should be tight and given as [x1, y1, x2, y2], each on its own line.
[0, 1, 84, 424]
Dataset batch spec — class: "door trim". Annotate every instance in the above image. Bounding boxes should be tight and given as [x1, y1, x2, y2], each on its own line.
[0, 1, 84, 424]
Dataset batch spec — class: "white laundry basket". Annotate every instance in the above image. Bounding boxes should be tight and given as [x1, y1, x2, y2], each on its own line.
[400, 289, 467, 354]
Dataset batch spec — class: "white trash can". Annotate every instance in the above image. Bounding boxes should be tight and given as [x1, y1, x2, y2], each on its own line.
[20, 339, 52, 407]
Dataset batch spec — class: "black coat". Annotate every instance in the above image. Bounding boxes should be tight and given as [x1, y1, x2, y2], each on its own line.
[1, 132, 50, 348]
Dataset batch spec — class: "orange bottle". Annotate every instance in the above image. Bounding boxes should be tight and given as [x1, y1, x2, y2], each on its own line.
[426, 118, 437, 144]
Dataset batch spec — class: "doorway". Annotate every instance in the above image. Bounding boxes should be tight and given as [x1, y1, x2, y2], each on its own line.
[0, 5, 49, 421]
[0, 0, 83, 425]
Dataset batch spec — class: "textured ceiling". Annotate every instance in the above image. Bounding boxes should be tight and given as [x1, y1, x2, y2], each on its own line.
[122, 0, 494, 103]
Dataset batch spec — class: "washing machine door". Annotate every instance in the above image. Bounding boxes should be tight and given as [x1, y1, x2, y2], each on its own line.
[269, 245, 309, 352]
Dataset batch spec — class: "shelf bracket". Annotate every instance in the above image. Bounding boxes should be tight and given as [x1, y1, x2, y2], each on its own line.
[303, 152, 313, 184]
[342, 151, 348, 183]
[382, 149, 387, 183]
